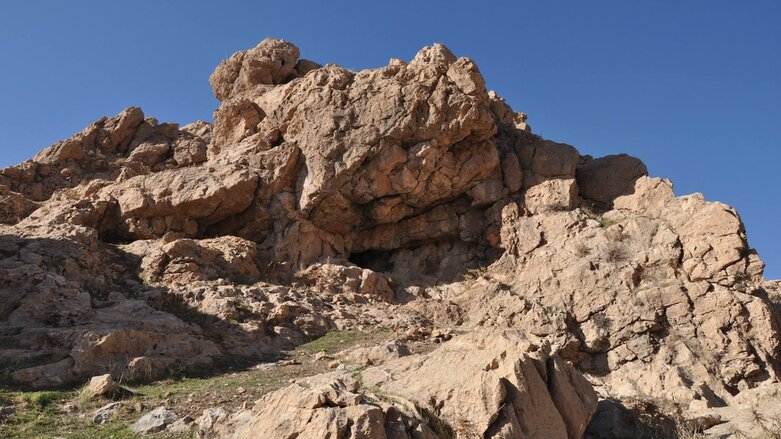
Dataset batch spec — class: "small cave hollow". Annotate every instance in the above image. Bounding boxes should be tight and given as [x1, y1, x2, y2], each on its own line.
[348, 249, 394, 273]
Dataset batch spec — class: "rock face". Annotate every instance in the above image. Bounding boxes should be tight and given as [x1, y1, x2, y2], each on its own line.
[222, 330, 597, 439]
[0, 37, 779, 436]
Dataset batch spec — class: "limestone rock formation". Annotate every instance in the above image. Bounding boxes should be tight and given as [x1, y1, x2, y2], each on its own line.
[1, 37, 779, 437]
[221, 330, 597, 439]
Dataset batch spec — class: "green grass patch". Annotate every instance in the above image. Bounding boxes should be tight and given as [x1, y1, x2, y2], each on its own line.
[0, 387, 192, 439]
[0, 328, 395, 438]
[298, 330, 366, 354]
[128, 371, 281, 400]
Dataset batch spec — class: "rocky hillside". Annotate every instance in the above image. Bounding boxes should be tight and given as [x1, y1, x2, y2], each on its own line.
[1, 39, 779, 438]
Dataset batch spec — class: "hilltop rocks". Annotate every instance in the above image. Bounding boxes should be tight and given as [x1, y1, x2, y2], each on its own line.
[576, 154, 647, 207]
[615, 176, 764, 284]
[462, 190, 776, 407]
[210, 39, 307, 101]
[0, 37, 779, 436]
[0, 108, 211, 203]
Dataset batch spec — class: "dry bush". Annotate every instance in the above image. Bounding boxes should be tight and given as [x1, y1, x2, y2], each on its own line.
[604, 242, 629, 263]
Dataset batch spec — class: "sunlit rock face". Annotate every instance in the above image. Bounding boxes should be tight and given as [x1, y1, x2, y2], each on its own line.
[0, 38, 778, 439]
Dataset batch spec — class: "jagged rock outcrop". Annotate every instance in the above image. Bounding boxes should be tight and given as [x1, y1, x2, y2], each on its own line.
[0, 185, 37, 225]
[0, 107, 210, 204]
[0, 37, 779, 437]
[0, 225, 219, 387]
[219, 330, 597, 439]
[458, 177, 776, 408]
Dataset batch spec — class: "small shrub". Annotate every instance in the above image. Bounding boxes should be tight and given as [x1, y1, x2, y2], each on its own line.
[591, 312, 612, 330]
[415, 404, 456, 439]
[573, 242, 590, 257]
[604, 242, 629, 263]
[462, 266, 491, 290]
[598, 217, 617, 228]
[351, 371, 364, 389]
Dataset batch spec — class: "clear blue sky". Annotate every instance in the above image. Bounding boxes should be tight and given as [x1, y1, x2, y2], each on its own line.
[1, 1, 779, 278]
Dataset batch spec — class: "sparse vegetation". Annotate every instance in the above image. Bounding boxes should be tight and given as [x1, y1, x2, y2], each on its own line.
[462, 265, 491, 289]
[605, 227, 627, 242]
[731, 409, 781, 439]
[299, 330, 365, 354]
[415, 404, 456, 439]
[604, 241, 629, 263]
[591, 312, 612, 330]
[350, 371, 364, 389]
[573, 242, 590, 257]
[0, 329, 393, 439]
[598, 397, 709, 439]
[583, 208, 618, 229]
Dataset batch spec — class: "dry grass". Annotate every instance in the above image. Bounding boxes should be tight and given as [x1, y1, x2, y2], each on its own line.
[573, 242, 590, 257]
[604, 242, 629, 263]
[0, 329, 394, 438]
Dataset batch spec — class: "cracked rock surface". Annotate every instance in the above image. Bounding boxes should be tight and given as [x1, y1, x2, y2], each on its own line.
[0, 38, 779, 437]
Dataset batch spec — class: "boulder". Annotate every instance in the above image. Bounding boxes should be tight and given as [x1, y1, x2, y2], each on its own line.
[86, 374, 117, 397]
[132, 406, 179, 434]
[576, 154, 647, 207]
[336, 340, 410, 366]
[93, 402, 122, 425]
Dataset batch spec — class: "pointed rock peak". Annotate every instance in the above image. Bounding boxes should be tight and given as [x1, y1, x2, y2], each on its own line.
[410, 42, 457, 67]
[209, 37, 302, 101]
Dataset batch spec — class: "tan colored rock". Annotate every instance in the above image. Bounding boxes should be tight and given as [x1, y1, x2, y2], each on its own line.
[362, 329, 597, 438]
[226, 375, 422, 439]
[524, 178, 578, 214]
[0, 185, 38, 224]
[336, 340, 410, 366]
[463, 200, 778, 411]
[296, 262, 395, 303]
[0, 38, 778, 437]
[576, 154, 647, 207]
[210, 38, 303, 101]
[132, 236, 261, 285]
[0, 107, 209, 202]
[223, 330, 596, 439]
[87, 374, 117, 396]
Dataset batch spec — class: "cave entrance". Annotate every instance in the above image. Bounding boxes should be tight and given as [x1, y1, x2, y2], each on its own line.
[348, 249, 394, 273]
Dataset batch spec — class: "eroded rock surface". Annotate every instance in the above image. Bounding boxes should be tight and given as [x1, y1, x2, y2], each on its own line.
[220, 330, 597, 439]
[0, 37, 779, 437]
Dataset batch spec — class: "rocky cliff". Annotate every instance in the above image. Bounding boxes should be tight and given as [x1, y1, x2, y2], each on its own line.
[1, 39, 779, 438]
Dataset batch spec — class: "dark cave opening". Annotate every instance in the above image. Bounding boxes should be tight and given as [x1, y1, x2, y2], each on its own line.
[348, 249, 394, 273]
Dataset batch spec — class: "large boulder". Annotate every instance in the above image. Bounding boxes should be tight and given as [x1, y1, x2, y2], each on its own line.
[576, 154, 647, 207]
